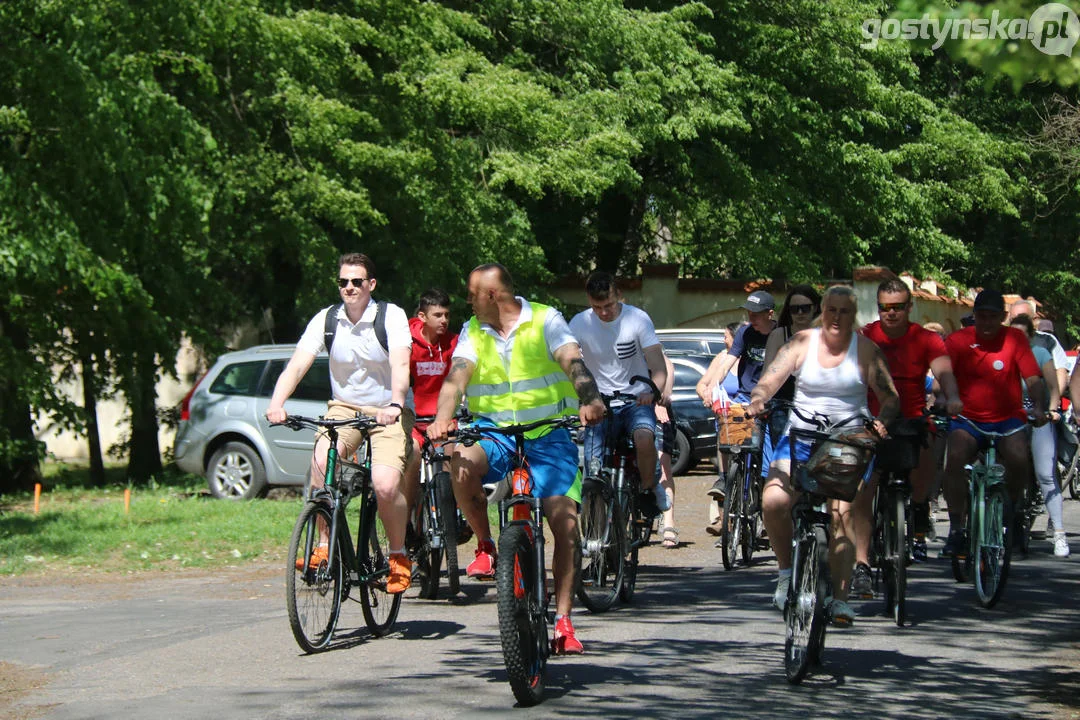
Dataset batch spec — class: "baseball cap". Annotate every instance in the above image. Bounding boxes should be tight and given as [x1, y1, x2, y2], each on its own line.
[972, 289, 1005, 312]
[741, 291, 775, 312]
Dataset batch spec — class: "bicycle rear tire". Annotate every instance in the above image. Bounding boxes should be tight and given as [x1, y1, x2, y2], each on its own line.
[785, 526, 827, 684]
[576, 478, 625, 612]
[721, 463, 743, 571]
[413, 507, 442, 600]
[286, 501, 342, 653]
[741, 470, 760, 565]
[359, 496, 402, 635]
[496, 524, 547, 707]
[974, 485, 1012, 608]
[884, 487, 907, 627]
[618, 491, 640, 603]
[435, 471, 460, 595]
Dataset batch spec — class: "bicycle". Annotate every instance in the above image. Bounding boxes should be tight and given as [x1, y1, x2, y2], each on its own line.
[783, 410, 879, 684]
[719, 403, 768, 571]
[867, 417, 925, 627]
[576, 375, 662, 612]
[1058, 413, 1080, 500]
[949, 414, 1028, 609]
[409, 417, 460, 599]
[279, 413, 401, 653]
[457, 415, 580, 707]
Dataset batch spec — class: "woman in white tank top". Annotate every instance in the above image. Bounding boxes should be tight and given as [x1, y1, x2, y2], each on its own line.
[747, 286, 900, 626]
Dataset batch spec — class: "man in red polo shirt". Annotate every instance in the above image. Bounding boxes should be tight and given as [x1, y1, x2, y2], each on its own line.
[940, 288, 1046, 557]
[849, 279, 963, 596]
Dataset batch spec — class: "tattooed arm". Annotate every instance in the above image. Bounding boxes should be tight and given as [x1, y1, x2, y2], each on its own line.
[553, 342, 606, 425]
[861, 337, 900, 434]
[428, 356, 475, 441]
[748, 332, 806, 417]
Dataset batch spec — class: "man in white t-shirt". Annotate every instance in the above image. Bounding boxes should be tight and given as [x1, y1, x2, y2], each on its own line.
[1009, 298, 1067, 395]
[266, 252, 415, 594]
[569, 271, 670, 515]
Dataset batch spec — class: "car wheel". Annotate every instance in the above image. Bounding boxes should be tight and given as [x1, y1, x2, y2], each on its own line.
[670, 427, 693, 476]
[207, 441, 268, 499]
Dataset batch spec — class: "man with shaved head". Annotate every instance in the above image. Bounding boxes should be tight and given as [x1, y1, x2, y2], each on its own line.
[1009, 298, 1067, 396]
[428, 263, 606, 654]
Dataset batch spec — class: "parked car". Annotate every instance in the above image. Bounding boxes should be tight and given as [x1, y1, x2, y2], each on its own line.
[656, 328, 727, 356]
[666, 351, 719, 475]
[174, 345, 330, 499]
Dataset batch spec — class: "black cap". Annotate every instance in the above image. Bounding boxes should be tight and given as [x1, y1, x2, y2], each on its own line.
[741, 291, 775, 312]
[972, 289, 1005, 312]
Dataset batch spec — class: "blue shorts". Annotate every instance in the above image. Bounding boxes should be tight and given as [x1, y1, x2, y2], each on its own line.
[949, 417, 1026, 451]
[770, 434, 813, 467]
[478, 420, 582, 502]
[583, 402, 657, 463]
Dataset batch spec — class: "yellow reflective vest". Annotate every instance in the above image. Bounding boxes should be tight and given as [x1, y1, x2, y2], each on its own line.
[466, 303, 578, 438]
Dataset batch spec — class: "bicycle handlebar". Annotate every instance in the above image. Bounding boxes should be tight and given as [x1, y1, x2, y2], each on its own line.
[272, 413, 380, 433]
[456, 416, 581, 446]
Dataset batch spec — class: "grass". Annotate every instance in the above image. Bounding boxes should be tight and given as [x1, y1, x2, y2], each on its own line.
[0, 464, 300, 576]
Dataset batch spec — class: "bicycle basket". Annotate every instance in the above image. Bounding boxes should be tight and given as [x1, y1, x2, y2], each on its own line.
[803, 429, 878, 501]
[717, 403, 757, 449]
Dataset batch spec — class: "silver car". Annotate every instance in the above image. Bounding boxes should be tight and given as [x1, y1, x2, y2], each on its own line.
[174, 345, 330, 499]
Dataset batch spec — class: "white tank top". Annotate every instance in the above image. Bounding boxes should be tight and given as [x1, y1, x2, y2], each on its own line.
[790, 329, 868, 431]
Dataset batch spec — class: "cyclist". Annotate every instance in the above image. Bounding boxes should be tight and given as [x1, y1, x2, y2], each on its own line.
[941, 289, 1047, 558]
[704, 322, 743, 538]
[1008, 298, 1068, 396]
[265, 252, 415, 594]
[849, 278, 963, 596]
[426, 263, 605, 655]
[403, 288, 458, 512]
[696, 292, 777, 513]
[569, 271, 670, 517]
[1009, 314, 1069, 558]
[747, 285, 898, 627]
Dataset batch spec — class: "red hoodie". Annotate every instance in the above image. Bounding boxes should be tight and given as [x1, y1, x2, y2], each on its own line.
[409, 317, 458, 417]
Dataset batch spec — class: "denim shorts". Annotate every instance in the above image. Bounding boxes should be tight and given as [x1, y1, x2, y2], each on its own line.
[582, 402, 658, 463]
[478, 420, 582, 503]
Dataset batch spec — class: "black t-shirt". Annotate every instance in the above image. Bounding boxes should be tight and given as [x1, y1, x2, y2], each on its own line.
[731, 323, 771, 396]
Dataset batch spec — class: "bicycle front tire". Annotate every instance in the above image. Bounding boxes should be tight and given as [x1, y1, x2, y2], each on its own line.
[286, 501, 342, 653]
[883, 486, 907, 627]
[576, 478, 625, 612]
[974, 485, 1012, 608]
[496, 524, 547, 707]
[435, 471, 460, 596]
[358, 496, 402, 635]
[785, 525, 827, 684]
[618, 491, 640, 603]
[721, 462, 743, 571]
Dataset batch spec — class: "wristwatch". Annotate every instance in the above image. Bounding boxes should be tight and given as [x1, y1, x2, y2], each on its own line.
[388, 402, 403, 411]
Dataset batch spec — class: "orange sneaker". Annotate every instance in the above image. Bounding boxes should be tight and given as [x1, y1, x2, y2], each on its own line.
[551, 616, 583, 655]
[295, 544, 328, 571]
[466, 539, 497, 580]
[386, 553, 412, 594]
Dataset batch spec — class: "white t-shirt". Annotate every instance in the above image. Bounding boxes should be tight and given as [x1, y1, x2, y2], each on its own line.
[569, 303, 660, 396]
[453, 297, 577, 368]
[297, 301, 411, 406]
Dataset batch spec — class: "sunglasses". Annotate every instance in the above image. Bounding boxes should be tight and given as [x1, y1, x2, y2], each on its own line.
[877, 302, 908, 313]
[338, 277, 368, 288]
[789, 303, 814, 314]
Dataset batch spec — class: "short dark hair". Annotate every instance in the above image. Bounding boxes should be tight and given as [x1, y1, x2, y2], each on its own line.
[339, 253, 375, 279]
[876, 278, 911, 302]
[472, 263, 514, 293]
[585, 271, 618, 301]
[1009, 313, 1035, 338]
[417, 288, 450, 314]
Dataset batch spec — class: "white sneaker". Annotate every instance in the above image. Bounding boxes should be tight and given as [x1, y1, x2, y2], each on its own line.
[773, 574, 791, 612]
[1054, 532, 1071, 558]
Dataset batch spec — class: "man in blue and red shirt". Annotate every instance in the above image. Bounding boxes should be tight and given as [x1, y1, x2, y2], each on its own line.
[941, 288, 1047, 556]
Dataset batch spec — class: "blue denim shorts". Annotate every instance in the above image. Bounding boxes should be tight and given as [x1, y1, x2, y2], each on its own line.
[582, 402, 657, 463]
[478, 420, 582, 502]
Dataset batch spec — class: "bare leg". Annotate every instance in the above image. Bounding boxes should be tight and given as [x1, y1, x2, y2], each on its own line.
[830, 499, 856, 602]
[450, 443, 491, 543]
[544, 496, 580, 617]
[851, 474, 877, 567]
[762, 460, 795, 569]
[634, 428, 659, 490]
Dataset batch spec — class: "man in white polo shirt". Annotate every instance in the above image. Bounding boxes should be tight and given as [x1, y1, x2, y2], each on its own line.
[266, 252, 415, 594]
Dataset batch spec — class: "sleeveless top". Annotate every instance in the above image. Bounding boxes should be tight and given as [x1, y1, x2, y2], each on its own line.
[789, 329, 868, 431]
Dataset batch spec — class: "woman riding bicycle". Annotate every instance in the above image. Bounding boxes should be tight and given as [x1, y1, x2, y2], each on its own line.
[747, 285, 899, 627]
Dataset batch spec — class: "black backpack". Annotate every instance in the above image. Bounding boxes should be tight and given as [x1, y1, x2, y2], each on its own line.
[323, 300, 388, 355]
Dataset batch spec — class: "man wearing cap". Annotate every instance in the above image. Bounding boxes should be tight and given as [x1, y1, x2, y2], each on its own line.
[696, 290, 777, 504]
[940, 289, 1047, 557]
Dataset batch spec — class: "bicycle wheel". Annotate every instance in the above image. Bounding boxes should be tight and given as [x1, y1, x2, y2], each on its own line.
[618, 492, 639, 603]
[286, 501, 342, 653]
[358, 495, 402, 635]
[1066, 447, 1080, 499]
[883, 487, 907, 627]
[496, 524, 547, 707]
[974, 485, 1012, 608]
[413, 501, 442, 600]
[784, 525, 827, 684]
[576, 478, 625, 612]
[721, 463, 743, 571]
[435, 471, 460, 595]
[741, 469, 759, 565]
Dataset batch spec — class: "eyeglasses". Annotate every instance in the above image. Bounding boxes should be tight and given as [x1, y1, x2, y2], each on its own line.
[338, 277, 369, 288]
[789, 303, 814, 314]
[877, 302, 908, 313]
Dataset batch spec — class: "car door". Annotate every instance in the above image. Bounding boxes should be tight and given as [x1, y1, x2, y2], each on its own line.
[256, 357, 331, 485]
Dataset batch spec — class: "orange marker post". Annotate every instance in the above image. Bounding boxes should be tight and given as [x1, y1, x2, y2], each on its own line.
[124, 488, 131, 514]
[34, 483, 41, 514]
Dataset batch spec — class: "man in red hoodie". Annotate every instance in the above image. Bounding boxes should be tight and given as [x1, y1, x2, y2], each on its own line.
[405, 289, 458, 508]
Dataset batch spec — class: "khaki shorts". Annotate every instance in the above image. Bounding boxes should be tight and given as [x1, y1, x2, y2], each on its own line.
[323, 400, 414, 475]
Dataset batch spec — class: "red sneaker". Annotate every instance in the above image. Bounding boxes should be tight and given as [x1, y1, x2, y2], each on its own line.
[466, 539, 496, 580]
[551, 616, 583, 655]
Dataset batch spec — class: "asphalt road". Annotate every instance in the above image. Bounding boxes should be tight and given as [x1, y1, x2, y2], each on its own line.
[2, 470, 1078, 719]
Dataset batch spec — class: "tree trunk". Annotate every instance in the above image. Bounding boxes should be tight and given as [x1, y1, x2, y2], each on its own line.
[0, 311, 42, 494]
[80, 353, 106, 487]
[125, 351, 162, 483]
